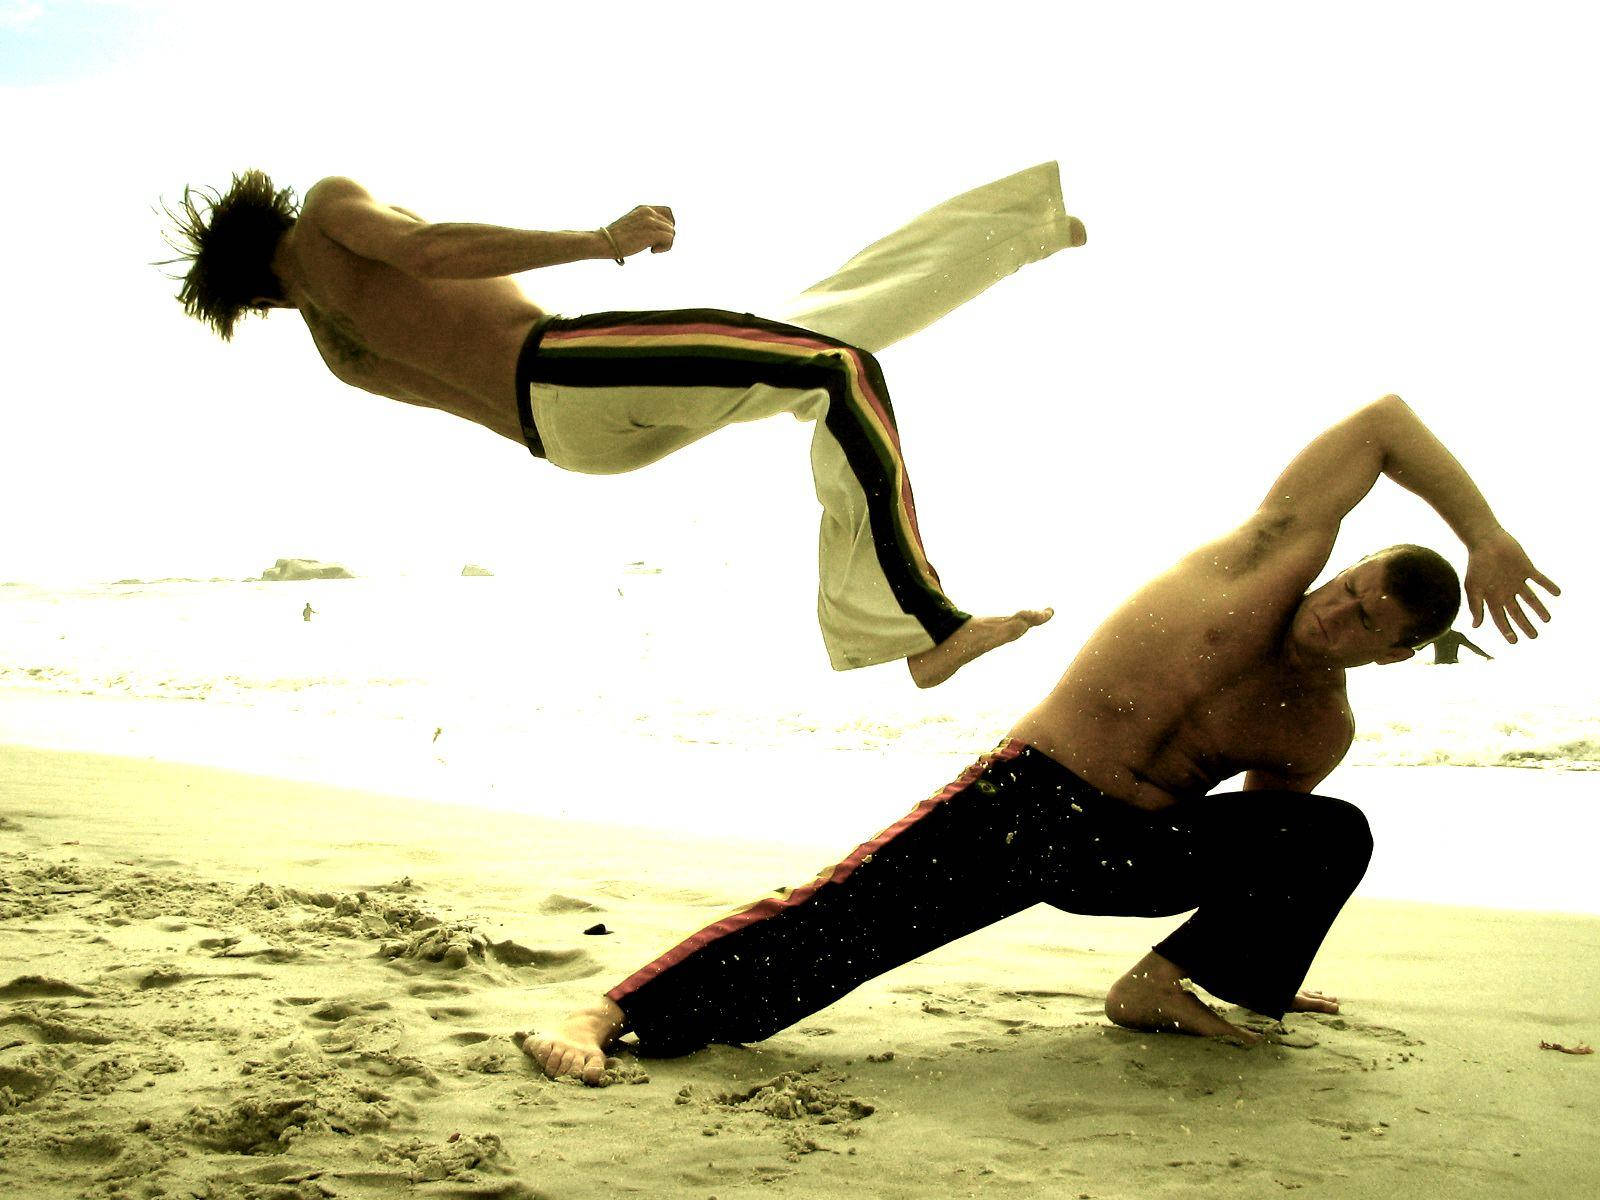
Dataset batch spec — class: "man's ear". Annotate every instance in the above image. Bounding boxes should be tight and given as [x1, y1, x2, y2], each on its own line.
[1378, 646, 1417, 666]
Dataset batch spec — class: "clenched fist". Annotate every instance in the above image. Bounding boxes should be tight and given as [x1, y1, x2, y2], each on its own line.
[603, 205, 675, 258]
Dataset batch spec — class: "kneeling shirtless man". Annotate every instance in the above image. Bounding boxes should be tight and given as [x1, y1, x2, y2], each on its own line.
[519, 394, 1559, 1082]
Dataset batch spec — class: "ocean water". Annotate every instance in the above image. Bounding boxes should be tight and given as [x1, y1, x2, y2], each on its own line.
[1, 573, 1594, 766]
[1, 571, 1596, 913]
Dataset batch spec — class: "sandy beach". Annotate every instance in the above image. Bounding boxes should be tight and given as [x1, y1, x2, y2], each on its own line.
[3, 743, 1597, 1200]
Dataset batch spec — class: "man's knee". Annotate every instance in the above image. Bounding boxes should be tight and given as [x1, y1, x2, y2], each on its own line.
[811, 342, 879, 379]
[1305, 795, 1374, 881]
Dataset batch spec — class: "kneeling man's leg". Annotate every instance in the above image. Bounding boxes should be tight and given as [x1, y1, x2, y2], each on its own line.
[1142, 792, 1373, 1024]
[519, 743, 1046, 1082]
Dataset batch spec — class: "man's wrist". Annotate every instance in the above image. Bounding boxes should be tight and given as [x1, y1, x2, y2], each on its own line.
[1462, 521, 1509, 553]
[549, 230, 613, 264]
[596, 226, 625, 264]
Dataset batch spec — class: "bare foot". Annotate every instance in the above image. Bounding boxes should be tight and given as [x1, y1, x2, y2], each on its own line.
[1066, 215, 1087, 247]
[513, 998, 624, 1086]
[907, 609, 1053, 689]
[1289, 989, 1340, 1015]
[1104, 953, 1262, 1047]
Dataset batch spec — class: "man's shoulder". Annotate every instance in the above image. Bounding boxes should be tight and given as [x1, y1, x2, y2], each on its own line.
[300, 177, 373, 215]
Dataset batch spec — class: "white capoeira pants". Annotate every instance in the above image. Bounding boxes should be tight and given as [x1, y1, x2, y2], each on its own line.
[516, 163, 1077, 670]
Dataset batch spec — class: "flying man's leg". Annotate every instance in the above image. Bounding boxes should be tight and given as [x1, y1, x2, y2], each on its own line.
[521, 309, 1047, 677]
[779, 161, 1085, 354]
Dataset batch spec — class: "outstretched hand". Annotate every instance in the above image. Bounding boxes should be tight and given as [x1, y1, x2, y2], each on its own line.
[1465, 529, 1560, 643]
[604, 205, 675, 258]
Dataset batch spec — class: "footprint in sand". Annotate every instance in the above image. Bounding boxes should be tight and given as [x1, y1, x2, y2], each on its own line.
[0, 1050, 68, 1106]
[0, 1010, 116, 1046]
[198, 933, 300, 963]
[404, 980, 471, 999]
[379, 925, 602, 982]
[1006, 1097, 1081, 1125]
[890, 985, 973, 1018]
[38, 1131, 126, 1163]
[289, 996, 410, 1064]
[303, 998, 395, 1024]
[538, 893, 604, 915]
[103, 964, 270, 991]
[0, 975, 95, 1000]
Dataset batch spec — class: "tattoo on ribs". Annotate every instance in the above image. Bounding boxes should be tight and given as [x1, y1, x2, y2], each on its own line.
[306, 307, 374, 371]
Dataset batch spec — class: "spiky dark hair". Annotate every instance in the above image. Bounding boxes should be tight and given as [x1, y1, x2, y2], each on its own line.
[159, 169, 298, 340]
[1372, 544, 1462, 647]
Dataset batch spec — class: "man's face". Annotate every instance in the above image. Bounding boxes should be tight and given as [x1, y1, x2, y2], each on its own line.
[1289, 557, 1418, 669]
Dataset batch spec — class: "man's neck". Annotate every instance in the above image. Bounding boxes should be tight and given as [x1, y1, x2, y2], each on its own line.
[1277, 631, 1346, 690]
[269, 231, 303, 309]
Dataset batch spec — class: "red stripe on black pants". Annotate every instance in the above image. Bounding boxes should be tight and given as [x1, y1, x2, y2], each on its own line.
[611, 745, 1372, 1053]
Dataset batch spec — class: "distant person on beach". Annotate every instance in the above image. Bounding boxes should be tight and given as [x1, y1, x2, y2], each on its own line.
[518, 394, 1560, 1083]
[301, 602, 316, 623]
[1427, 629, 1491, 664]
[161, 168, 1085, 687]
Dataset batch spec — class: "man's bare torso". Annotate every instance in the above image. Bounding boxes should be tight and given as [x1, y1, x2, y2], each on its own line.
[274, 185, 544, 442]
[1011, 519, 1355, 807]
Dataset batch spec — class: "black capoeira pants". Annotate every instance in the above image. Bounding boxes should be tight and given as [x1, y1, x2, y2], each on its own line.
[608, 741, 1373, 1053]
[515, 309, 969, 669]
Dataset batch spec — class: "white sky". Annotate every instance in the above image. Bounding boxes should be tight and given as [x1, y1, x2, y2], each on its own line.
[1, 0, 1592, 647]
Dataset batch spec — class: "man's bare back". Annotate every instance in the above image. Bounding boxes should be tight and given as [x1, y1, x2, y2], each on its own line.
[166, 168, 1068, 683]
[264, 178, 673, 441]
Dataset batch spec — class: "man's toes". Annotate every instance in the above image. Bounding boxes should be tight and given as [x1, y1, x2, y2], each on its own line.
[1291, 991, 1340, 1014]
[533, 1038, 570, 1077]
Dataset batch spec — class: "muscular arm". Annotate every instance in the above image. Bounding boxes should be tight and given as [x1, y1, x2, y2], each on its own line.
[304, 177, 674, 280]
[1262, 395, 1498, 545]
[1257, 395, 1559, 641]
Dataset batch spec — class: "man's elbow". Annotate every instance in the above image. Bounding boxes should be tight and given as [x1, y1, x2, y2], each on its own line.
[1343, 394, 1413, 453]
[1368, 393, 1412, 422]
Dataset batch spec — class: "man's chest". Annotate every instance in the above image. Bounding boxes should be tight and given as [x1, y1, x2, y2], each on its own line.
[1184, 673, 1352, 778]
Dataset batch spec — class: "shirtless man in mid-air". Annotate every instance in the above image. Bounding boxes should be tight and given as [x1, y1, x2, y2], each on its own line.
[518, 393, 1559, 1083]
[163, 168, 1083, 685]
